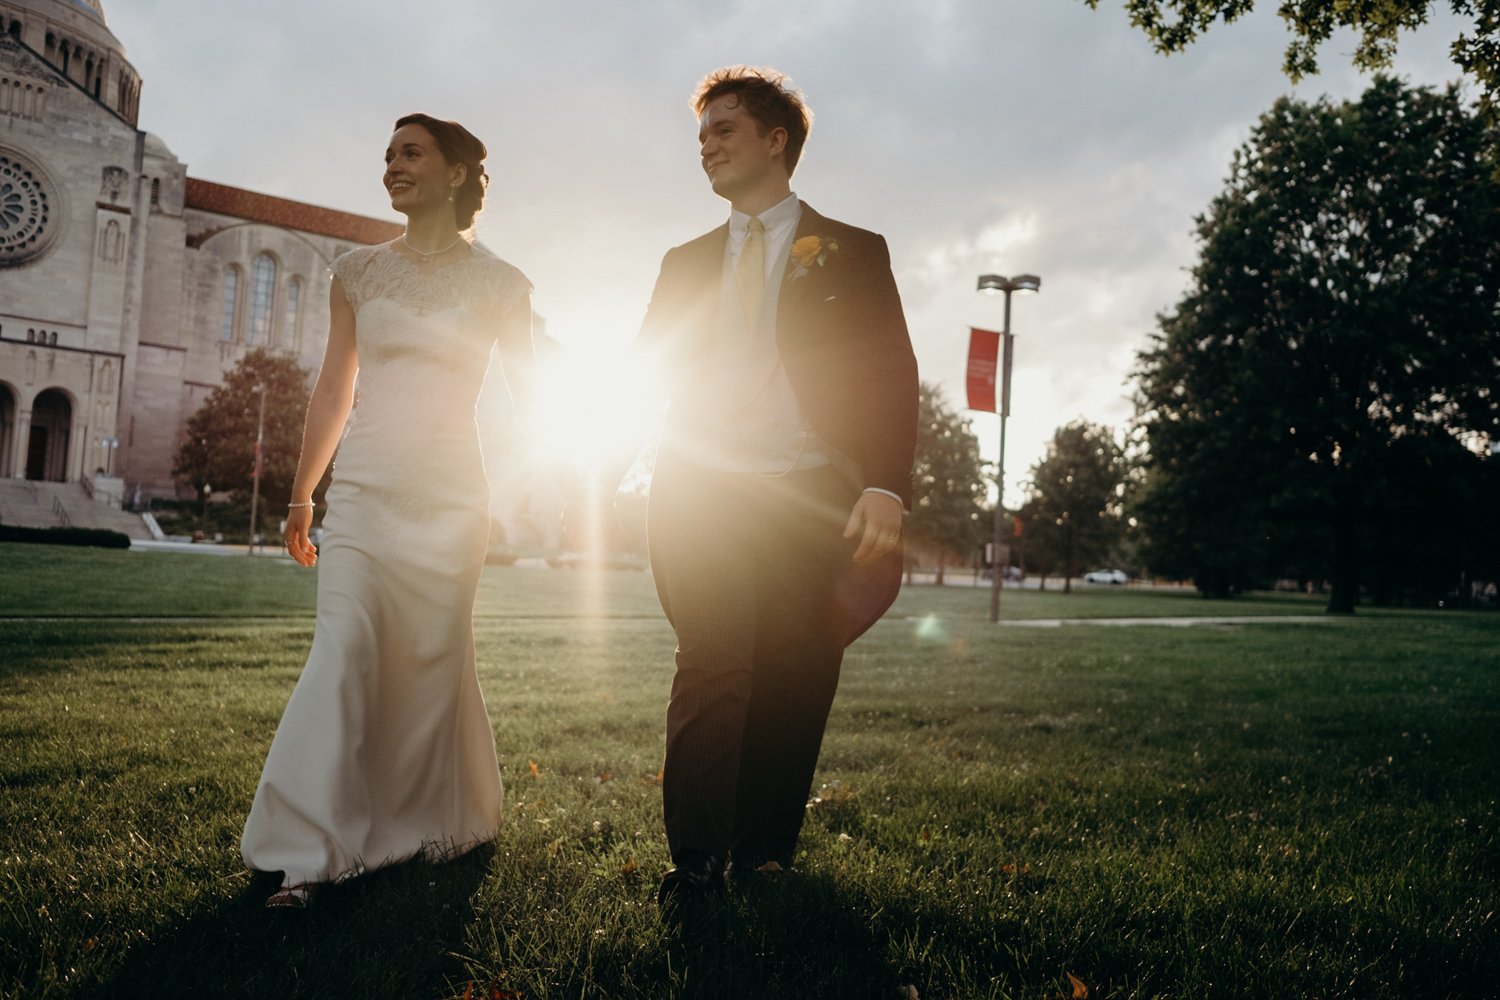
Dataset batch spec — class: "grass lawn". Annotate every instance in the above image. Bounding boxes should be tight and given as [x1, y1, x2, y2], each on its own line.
[1, 543, 1496, 998]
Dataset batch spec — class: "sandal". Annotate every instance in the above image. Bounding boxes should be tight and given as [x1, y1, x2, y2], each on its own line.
[265, 881, 318, 910]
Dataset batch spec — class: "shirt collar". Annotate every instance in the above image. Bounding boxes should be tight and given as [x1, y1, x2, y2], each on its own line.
[730, 192, 801, 239]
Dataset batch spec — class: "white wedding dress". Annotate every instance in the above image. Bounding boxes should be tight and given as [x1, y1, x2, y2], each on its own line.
[241, 242, 531, 886]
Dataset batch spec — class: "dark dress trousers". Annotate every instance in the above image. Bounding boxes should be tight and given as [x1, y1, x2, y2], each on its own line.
[639, 203, 919, 868]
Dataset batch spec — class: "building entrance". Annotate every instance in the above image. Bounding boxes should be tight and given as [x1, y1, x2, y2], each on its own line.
[25, 388, 71, 481]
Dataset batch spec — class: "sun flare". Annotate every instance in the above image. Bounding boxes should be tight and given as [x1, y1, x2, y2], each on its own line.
[524, 345, 661, 479]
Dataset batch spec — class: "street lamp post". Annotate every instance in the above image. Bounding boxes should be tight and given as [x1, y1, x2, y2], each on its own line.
[248, 383, 267, 556]
[976, 273, 1041, 623]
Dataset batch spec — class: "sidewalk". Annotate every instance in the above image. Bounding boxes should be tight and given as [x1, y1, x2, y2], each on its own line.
[995, 615, 1344, 628]
[129, 539, 292, 558]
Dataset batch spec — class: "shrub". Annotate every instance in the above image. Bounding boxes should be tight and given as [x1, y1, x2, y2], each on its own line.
[0, 524, 132, 549]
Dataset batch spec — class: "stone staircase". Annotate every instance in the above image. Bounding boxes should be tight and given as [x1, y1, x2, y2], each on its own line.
[0, 479, 154, 540]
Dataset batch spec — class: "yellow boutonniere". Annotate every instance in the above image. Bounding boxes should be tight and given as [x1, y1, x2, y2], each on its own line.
[788, 235, 840, 280]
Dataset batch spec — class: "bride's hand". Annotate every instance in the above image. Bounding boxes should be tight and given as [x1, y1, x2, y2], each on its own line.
[284, 506, 318, 567]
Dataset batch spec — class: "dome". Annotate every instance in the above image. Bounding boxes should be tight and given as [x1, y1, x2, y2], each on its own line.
[63, 0, 103, 23]
[143, 131, 173, 159]
[0, 0, 140, 123]
[0, 0, 122, 55]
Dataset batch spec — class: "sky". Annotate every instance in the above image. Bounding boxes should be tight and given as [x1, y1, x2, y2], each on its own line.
[105, 0, 1474, 497]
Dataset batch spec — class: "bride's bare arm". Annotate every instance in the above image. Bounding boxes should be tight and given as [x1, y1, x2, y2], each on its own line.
[283, 277, 359, 567]
[494, 291, 538, 416]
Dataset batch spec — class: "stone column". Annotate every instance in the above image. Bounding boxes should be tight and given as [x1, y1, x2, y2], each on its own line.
[73, 414, 89, 482]
[13, 409, 30, 479]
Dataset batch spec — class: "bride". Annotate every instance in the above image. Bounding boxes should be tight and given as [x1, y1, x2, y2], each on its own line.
[241, 113, 536, 909]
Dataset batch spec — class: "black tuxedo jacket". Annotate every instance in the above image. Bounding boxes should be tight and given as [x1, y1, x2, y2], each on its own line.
[639, 202, 919, 641]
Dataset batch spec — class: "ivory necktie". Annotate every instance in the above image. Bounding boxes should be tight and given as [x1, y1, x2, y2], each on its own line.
[735, 217, 766, 325]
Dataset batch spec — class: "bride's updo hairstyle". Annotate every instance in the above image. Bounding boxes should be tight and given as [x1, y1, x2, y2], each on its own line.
[393, 112, 489, 232]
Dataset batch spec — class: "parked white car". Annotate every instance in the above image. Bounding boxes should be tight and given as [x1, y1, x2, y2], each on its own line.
[1084, 568, 1128, 585]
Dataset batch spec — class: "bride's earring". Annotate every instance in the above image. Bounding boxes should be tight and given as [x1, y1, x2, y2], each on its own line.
[448, 186, 457, 204]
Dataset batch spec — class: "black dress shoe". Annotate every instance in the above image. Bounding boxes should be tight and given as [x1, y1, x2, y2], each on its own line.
[725, 856, 789, 891]
[726, 845, 792, 879]
[656, 854, 725, 910]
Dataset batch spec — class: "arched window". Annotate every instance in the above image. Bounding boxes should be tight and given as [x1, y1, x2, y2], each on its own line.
[248, 254, 276, 345]
[220, 266, 240, 341]
[281, 277, 303, 349]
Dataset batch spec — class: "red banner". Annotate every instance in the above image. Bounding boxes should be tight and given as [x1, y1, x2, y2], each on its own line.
[966, 328, 1000, 412]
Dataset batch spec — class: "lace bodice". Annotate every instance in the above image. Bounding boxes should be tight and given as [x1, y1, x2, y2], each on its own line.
[327, 242, 532, 484]
[332, 242, 531, 320]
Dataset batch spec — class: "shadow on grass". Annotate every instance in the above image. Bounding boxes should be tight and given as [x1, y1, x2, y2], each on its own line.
[652, 871, 922, 998]
[85, 848, 495, 1000]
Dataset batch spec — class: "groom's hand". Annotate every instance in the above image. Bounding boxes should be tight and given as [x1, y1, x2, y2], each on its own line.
[844, 491, 903, 566]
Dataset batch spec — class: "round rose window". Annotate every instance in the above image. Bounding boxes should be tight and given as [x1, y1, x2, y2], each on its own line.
[0, 150, 56, 266]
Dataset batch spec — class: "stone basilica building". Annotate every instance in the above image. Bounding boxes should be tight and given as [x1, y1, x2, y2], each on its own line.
[0, 0, 400, 503]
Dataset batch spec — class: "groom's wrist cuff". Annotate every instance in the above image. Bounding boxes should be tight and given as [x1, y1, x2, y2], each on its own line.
[862, 486, 906, 512]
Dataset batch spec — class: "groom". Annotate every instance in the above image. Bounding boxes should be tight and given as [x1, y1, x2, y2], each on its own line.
[639, 66, 918, 906]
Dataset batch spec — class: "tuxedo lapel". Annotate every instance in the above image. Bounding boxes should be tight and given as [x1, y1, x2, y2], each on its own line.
[672, 223, 729, 348]
[680, 223, 729, 297]
[774, 202, 825, 331]
[644, 224, 728, 390]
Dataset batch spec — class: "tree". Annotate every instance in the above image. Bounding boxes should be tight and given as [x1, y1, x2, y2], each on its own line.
[1085, 0, 1500, 112]
[1361, 432, 1500, 605]
[905, 382, 990, 584]
[1020, 421, 1128, 593]
[1134, 77, 1500, 610]
[1015, 495, 1063, 589]
[173, 350, 318, 536]
[1112, 425, 1153, 579]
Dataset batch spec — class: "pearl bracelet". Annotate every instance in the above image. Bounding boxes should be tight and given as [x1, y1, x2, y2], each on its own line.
[287, 501, 316, 510]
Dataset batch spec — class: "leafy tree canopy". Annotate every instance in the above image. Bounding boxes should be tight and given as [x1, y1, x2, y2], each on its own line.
[906, 382, 990, 579]
[173, 350, 316, 520]
[1020, 420, 1128, 591]
[1133, 76, 1500, 608]
[1085, 0, 1500, 110]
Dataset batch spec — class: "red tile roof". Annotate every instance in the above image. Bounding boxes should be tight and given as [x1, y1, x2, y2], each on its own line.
[184, 178, 403, 245]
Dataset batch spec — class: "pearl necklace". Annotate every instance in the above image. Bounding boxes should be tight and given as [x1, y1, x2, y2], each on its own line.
[402, 233, 464, 261]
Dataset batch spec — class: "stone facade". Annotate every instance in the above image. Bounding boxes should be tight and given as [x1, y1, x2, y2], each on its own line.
[0, 0, 399, 498]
